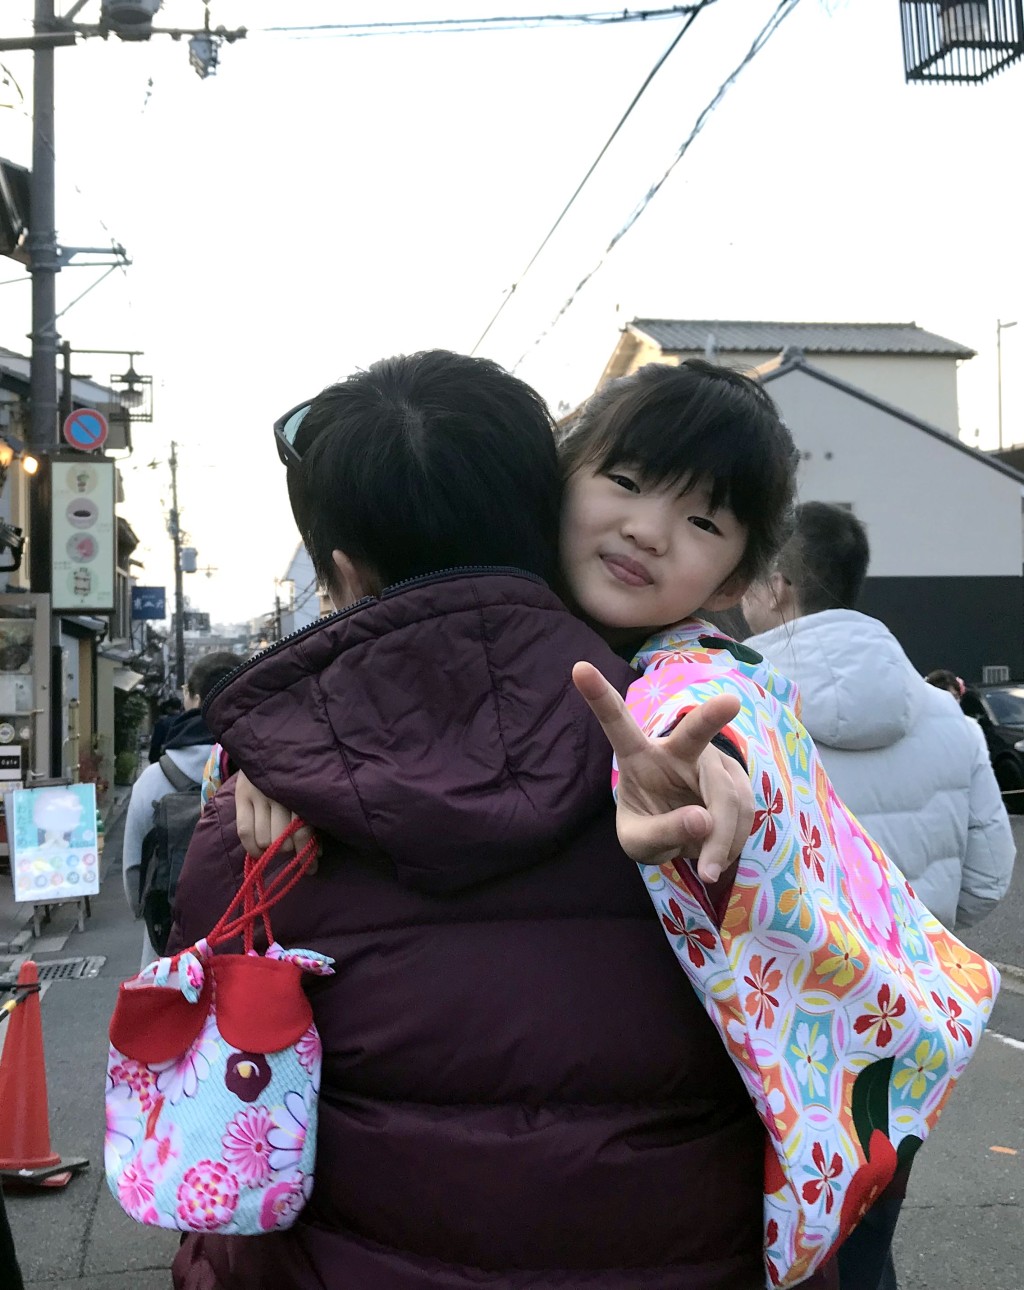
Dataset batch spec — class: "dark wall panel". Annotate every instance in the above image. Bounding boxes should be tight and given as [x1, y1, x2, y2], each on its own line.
[858, 576, 1024, 683]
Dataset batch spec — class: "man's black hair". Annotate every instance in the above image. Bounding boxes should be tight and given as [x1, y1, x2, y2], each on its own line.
[557, 359, 798, 582]
[287, 351, 562, 594]
[778, 501, 870, 615]
[158, 696, 184, 716]
[186, 651, 242, 704]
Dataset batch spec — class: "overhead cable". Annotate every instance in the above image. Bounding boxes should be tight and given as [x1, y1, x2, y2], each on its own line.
[254, 7, 708, 39]
[512, 0, 803, 371]
[470, 0, 715, 356]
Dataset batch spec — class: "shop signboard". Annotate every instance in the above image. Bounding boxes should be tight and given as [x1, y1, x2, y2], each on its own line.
[9, 782, 100, 903]
[131, 585, 166, 620]
[50, 458, 116, 612]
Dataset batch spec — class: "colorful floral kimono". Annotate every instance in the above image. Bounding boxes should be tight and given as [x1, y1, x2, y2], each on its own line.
[621, 621, 1000, 1289]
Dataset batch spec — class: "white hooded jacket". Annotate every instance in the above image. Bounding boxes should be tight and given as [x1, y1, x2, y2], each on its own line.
[746, 609, 1015, 930]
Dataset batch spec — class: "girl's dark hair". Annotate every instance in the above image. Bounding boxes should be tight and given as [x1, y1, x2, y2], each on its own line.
[558, 359, 798, 581]
[287, 351, 563, 592]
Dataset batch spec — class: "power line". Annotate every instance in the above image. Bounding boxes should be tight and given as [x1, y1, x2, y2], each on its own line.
[254, 8, 708, 39]
[470, 0, 715, 356]
[512, 0, 804, 372]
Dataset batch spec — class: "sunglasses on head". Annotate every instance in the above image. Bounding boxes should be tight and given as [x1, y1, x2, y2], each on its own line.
[273, 401, 314, 468]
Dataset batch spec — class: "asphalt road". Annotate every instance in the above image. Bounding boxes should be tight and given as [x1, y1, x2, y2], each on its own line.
[958, 814, 1024, 1042]
[2, 802, 1022, 1289]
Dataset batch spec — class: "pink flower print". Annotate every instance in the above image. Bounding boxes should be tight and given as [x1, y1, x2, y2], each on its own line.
[853, 983, 908, 1049]
[117, 1160, 156, 1221]
[267, 1091, 310, 1173]
[222, 1106, 275, 1186]
[752, 772, 784, 852]
[931, 992, 974, 1048]
[139, 1122, 182, 1181]
[154, 1014, 219, 1105]
[176, 1159, 240, 1231]
[258, 1170, 311, 1232]
[105, 1081, 142, 1175]
[743, 955, 783, 1030]
[836, 817, 898, 955]
[296, 1025, 321, 1076]
[111, 1055, 158, 1111]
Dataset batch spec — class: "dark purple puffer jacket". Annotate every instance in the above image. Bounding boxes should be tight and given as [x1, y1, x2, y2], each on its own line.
[170, 572, 835, 1290]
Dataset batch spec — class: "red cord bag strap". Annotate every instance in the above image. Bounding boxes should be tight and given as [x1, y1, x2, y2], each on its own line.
[204, 819, 318, 954]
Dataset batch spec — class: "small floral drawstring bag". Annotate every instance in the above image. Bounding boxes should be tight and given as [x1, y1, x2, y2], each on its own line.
[105, 821, 332, 1235]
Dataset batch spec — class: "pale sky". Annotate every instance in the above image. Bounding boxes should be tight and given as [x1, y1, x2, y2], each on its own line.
[2, 0, 1022, 626]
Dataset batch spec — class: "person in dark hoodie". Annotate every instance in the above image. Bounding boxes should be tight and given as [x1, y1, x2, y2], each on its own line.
[121, 650, 240, 965]
[147, 694, 185, 763]
[168, 352, 838, 1290]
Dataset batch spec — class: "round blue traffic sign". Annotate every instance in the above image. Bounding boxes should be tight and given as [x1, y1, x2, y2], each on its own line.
[63, 407, 109, 452]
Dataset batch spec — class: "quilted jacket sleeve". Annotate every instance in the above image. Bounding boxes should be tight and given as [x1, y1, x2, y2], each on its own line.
[956, 719, 1017, 928]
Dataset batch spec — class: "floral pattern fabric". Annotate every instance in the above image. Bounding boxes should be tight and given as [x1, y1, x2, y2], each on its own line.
[105, 941, 334, 1236]
[621, 621, 1000, 1289]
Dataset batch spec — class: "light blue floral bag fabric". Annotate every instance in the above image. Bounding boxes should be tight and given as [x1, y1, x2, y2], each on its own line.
[105, 829, 332, 1235]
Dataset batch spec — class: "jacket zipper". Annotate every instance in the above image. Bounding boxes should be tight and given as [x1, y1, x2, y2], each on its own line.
[201, 565, 544, 713]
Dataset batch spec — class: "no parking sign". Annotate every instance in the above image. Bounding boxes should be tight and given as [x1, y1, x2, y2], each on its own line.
[62, 407, 108, 452]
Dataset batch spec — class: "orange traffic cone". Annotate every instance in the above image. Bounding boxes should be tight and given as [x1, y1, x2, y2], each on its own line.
[0, 961, 88, 1187]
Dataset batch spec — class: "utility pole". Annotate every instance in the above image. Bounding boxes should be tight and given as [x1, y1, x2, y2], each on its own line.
[997, 319, 1018, 452]
[169, 440, 185, 689]
[28, 0, 59, 458]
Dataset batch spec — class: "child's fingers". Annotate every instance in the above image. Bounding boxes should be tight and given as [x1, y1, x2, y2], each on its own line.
[693, 753, 745, 883]
[235, 788, 259, 858]
[621, 804, 712, 866]
[660, 693, 742, 764]
[572, 661, 651, 762]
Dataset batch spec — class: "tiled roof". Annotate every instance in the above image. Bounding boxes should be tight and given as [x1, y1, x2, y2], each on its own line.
[630, 319, 976, 359]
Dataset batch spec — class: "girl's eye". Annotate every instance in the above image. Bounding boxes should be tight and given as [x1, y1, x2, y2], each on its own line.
[608, 473, 641, 494]
[689, 516, 722, 535]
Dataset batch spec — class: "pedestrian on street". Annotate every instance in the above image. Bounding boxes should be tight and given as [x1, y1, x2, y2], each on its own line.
[742, 500, 1016, 1290]
[147, 694, 184, 763]
[122, 652, 240, 966]
[168, 351, 836, 1290]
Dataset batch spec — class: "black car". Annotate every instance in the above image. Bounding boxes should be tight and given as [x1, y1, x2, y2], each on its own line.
[961, 684, 1024, 809]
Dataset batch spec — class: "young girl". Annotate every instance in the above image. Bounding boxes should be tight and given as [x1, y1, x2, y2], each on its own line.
[558, 361, 996, 1288]
[231, 359, 995, 1288]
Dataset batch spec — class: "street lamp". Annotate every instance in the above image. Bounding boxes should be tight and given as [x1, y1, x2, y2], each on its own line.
[997, 318, 1017, 451]
[901, 0, 1024, 83]
[59, 343, 153, 453]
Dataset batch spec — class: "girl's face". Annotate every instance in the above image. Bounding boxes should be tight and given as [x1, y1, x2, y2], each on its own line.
[560, 464, 750, 641]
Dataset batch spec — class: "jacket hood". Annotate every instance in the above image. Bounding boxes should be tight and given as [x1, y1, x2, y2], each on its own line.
[745, 609, 922, 751]
[162, 709, 215, 752]
[205, 571, 634, 896]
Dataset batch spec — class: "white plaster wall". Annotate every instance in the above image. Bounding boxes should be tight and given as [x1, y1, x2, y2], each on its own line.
[765, 367, 1023, 577]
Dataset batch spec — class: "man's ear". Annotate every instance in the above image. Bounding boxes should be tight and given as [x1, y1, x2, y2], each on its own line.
[328, 550, 374, 610]
[766, 570, 798, 620]
[704, 570, 751, 612]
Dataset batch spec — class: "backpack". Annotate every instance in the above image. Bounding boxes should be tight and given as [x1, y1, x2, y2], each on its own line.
[138, 755, 203, 957]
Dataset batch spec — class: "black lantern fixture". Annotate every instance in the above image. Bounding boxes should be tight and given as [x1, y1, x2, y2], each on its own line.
[901, 1, 1024, 83]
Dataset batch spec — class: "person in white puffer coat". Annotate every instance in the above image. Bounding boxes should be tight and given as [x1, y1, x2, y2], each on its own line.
[742, 501, 1015, 933]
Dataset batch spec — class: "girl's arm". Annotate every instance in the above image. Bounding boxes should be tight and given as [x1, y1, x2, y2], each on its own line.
[572, 661, 753, 883]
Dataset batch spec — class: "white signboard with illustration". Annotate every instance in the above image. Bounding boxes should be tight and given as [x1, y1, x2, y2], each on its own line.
[50, 458, 116, 612]
[9, 783, 100, 903]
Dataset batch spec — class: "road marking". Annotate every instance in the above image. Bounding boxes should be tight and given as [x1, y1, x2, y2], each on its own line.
[990, 1145, 1019, 1155]
[989, 1030, 1024, 1053]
